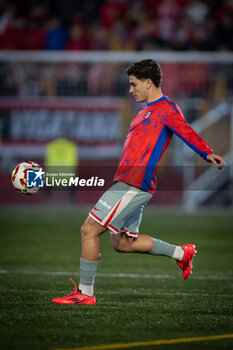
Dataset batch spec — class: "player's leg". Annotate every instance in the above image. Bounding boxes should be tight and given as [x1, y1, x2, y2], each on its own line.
[111, 232, 183, 259]
[78, 217, 107, 297]
[109, 185, 196, 279]
[52, 217, 107, 305]
[52, 183, 128, 305]
[76, 183, 133, 300]
[110, 198, 179, 257]
[81, 216, 107, 261]
[111, 196, 196, 280]
[111, 233, 154, 253]
[111, 233, 196, 279]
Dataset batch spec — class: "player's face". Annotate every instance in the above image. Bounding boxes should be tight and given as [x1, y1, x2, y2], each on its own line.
[129, 75, 150, 103]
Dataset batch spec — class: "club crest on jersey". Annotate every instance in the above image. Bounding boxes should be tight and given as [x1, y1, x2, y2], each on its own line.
[144, 111, 153, 119]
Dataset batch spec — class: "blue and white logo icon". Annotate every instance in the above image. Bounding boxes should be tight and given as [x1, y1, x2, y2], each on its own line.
[26, 168, 45, 188]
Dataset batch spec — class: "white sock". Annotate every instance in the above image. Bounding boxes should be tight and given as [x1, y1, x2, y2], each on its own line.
[172, 246, 184, 261]
[78, 283, 94, 297]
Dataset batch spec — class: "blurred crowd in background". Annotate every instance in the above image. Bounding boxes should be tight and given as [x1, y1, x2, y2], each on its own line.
[0, 1, 232, 207]
[1, 59, 230, 105]
[0, 0, 232, 52]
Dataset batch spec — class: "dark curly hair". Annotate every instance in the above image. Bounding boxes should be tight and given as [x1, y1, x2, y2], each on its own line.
[126, 59, 162, 88]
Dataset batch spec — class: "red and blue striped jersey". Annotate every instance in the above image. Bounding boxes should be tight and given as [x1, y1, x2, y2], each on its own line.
[114, 96, 213, 194]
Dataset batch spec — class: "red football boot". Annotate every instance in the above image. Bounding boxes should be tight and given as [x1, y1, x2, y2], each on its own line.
[52, 278, 96, 305]
[176, 244, 197, 280]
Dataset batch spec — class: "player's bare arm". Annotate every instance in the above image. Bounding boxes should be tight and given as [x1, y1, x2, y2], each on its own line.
[206, 153, 225, 169]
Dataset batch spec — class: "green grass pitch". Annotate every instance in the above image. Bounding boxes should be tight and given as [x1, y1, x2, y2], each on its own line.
[0, 208, 233, 350]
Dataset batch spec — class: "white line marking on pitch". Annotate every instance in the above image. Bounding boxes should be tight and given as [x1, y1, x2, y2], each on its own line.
[0, 269, 232, 281]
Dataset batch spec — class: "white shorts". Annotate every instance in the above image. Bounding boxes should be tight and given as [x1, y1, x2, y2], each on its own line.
[89, 182, 152, 238]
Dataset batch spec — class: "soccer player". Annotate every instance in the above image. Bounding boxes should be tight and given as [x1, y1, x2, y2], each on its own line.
[52, 59, 225, 305]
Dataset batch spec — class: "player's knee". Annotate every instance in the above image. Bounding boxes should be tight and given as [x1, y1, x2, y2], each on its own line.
[80, 221, 96, 240]
[81, 217, 106, 240]
[111, 234, 130, 253]
[113, 243, 126, 253]
[80, 223, 90, 240]
[113, 243, 127, 253]
[111, 234, 122, 252]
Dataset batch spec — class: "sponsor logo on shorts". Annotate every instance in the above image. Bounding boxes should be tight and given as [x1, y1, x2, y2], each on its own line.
[99, 199, 111, 210]
[93, 207, 102, 212]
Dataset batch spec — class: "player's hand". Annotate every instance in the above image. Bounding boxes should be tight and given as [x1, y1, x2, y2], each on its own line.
[206, 153, 225, 169]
